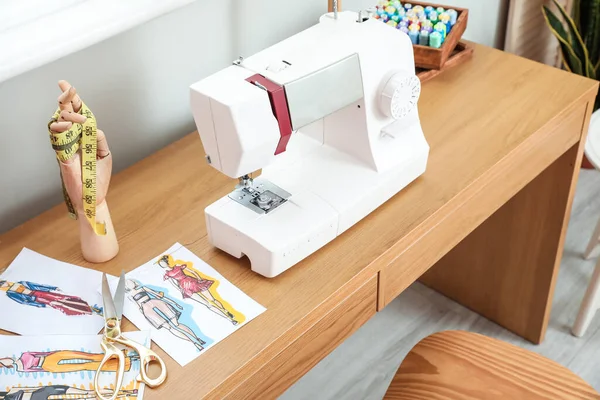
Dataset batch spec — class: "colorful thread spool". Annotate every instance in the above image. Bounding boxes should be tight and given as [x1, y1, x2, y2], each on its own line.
[439, 12, 450, 24]
[399, 26, 409, 34]
[399, 20, 408, 28]
[447, 9, 458, 25]
[429, 10, 438, 23]
[436, 6, 445, 14]
[419, 30, 429, 46]
[385, 6, 396, 15]
[408, 27, 419, 44]
[404, 3, 412, 10]
[391, 14, 400, 22]
[412, 5, 424, 16]
[392, 0, 401, 8]
[406, 9, 416, 18]
[424, 5, 434, 16]
[434, 21, 447, 39]
[387, 20, 398, 28]
[429, 31, 442, 48]
[381, 13, 390, 22]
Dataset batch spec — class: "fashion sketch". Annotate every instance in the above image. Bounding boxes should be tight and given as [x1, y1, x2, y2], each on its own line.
[0, 280, 101, 317]
[157, 255, 242, 325]
[0, 385, 137, 400]
[125, 279, 206, 351]
[0, 349, 136, 373]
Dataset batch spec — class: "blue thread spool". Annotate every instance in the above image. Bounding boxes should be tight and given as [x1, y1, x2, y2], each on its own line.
[447, 9, 458, 25]
[424, 5, 434, 16]
[408, 29, 419, 44]
[419, 30, 429, 46]
[429, 31, 442, 48]
[436, 6, 445, 14]
[377, 7, 385, 16]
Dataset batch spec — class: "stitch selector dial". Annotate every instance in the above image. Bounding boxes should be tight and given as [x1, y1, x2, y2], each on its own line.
[380, 72, 421, 120]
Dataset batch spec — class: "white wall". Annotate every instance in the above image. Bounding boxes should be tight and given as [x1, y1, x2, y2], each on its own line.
[0, 0, 234, 232]
[0, 0, 507, 233]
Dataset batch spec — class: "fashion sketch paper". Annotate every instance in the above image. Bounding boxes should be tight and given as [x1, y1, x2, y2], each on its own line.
[0, 248, 108, 335]
[0, 331, 150, 400]
[119, 243, 266, 366]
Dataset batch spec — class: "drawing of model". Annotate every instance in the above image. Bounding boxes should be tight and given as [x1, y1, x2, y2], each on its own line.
[157, 255, 239, 325]
[125, 279, 206, 351]
[0, 349, 136, 373]
[0, 280, 102, 317]
[0, 385, 137, 400]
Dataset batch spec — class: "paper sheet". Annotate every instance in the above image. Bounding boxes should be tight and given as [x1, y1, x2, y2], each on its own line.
[118, 243, 266, 366]
[0, 331, 150, 400]
[0, 248, 107, 335]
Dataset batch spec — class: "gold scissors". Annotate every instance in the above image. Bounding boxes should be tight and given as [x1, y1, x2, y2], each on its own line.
[95, 272, 167, 400]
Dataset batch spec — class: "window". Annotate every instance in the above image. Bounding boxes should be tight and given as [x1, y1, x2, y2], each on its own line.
[0, 0, 196, 83]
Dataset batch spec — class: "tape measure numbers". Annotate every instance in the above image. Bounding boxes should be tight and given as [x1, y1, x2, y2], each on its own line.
[48, 102, 106, 235]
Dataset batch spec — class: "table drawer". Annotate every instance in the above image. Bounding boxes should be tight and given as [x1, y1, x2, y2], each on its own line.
[222, 274, 378, 400]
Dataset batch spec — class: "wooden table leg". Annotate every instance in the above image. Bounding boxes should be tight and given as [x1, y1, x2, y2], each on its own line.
[420, 142, 585, 344]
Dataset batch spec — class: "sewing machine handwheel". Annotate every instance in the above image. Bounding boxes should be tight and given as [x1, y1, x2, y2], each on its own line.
[380, 71, 421, 120]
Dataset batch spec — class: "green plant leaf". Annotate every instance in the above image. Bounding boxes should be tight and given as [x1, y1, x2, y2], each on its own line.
[543, 5, 584, 74]
[552, 0, 595, 77]
[588, 1, 600, 67]
[579, 0, 591, 36]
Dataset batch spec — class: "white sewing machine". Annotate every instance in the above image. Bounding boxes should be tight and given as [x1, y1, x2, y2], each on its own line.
[190, 11, 429, 278]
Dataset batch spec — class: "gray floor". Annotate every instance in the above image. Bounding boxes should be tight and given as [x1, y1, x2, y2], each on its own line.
[281, 169, 600, 400]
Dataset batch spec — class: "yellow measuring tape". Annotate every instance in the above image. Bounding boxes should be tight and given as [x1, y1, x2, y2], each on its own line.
[48, 102, 106, 235]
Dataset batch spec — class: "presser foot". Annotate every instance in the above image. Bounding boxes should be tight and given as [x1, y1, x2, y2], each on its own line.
[229, 177, 291, 214]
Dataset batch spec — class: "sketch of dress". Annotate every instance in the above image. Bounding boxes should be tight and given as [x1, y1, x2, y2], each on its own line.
[158, 255, 242, 325]
[125, 279, 207, 351]
[0, 280, 101, 317]
[0, 350, 136, 373]
[0, 385, 136, 400]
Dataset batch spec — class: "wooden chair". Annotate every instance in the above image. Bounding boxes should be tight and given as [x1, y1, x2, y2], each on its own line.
[384, 330, 599, 400]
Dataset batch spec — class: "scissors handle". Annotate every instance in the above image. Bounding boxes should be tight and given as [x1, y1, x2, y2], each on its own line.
[113, 335, 167, 388]
[95, 339, 126, 400]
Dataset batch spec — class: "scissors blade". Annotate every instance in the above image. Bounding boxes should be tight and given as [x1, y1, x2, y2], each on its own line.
[114, 270, 126, 320]
[101, 273, 117, 321]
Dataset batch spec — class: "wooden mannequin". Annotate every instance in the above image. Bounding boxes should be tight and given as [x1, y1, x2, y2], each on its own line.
[49, 80, 119, 263]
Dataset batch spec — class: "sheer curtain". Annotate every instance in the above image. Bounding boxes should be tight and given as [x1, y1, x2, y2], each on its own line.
[504, 0, 573, 67]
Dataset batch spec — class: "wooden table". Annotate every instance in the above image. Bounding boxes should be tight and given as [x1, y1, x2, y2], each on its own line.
[1, 44, 598, 399]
